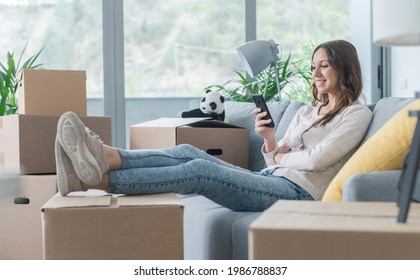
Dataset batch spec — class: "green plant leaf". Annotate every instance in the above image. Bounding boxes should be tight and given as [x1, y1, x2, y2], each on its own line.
[207, 42, 314, 103]
[0, 45, 44, 116]
[21, 48, 44, 70]
[15, 42, 28, 71]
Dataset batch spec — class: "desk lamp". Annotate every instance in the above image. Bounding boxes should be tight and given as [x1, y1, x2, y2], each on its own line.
[372, 0, 420, 223]
[237, 39, 282, 100]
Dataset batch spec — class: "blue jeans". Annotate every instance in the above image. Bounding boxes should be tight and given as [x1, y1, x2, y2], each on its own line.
[108, 144, 313, 211]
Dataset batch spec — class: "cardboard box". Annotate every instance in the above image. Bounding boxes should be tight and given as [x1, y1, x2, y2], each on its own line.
[18, 69, 87, 115]
[0, 175, 57, 260]
[130, 118, 249, 168]
[42, 192, 184, 260]
[249, 201, 420, 260]
[0, 114, 111, 174]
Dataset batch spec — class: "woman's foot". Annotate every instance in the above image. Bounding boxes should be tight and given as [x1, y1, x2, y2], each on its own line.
[55, 137, 88, 196]
[56, 111, 109, 186]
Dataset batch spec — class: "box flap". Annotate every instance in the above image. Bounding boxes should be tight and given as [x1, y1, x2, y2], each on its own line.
[42, 191, 111, 209]
[250, 201, 420, 260]
[130, 117, 247, 129]
[267, 201, 406, 217]
[186, 119, 246, 129]
[131, 118, 210, 128]
[42, 192, 184, 210]
[117, 193, 183, 207]
[251, 201, 420, 233]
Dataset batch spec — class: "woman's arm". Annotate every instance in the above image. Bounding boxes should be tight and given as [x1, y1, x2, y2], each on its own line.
[278, 105, 373, 171]
[261, 106, 304, 167]
[254, 107, 276, 153]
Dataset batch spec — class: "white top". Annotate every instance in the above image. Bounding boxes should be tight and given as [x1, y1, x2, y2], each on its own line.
[262, 101, 373, 200]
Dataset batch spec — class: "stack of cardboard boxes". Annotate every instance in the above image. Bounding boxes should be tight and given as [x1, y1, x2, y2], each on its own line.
[0, 69, 112, 259]
[13, 70, 184, 260]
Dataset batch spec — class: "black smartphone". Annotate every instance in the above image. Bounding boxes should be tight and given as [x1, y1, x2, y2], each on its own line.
[252, 94, 275, 128]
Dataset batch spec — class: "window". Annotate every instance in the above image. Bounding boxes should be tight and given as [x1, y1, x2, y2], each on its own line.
[0, 0, 361, 149]
[123, 0, 245, 98]
[254, 0, 351, 102]
[123, 0, 351, 99]
[257, 0, 350, 52]
[0, 0, 103, 112]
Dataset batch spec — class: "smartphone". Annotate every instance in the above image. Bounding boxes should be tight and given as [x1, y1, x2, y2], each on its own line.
[252, 94, 275, 128]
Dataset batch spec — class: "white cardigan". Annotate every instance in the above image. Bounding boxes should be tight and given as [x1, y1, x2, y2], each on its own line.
[262, 101, 373, 200]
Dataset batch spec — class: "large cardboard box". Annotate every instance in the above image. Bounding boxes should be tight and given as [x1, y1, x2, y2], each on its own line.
[42, 192, 184, 260]
[0, 114, 111, 174]
[18, 69, 87, 115]
[249, 201, 420, 260]
[0, 175, 57, 260]
[130, 118, 249, 168]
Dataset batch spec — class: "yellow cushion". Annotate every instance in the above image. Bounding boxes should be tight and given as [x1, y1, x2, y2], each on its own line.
[322, 99, 420, 202]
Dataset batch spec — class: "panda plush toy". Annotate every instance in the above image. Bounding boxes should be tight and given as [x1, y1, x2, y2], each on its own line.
[181, 89, 225, 121]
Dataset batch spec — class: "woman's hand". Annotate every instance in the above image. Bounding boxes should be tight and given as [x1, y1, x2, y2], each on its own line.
[254, 108, 276, 152]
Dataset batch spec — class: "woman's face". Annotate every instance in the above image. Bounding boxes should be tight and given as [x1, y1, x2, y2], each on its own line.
[311, 47, 340, 95]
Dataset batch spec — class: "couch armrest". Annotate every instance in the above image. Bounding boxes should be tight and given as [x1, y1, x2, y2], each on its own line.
[342, 170, 420, 202]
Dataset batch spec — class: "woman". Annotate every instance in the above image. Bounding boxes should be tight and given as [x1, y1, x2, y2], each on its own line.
[55, 40, 372, 211]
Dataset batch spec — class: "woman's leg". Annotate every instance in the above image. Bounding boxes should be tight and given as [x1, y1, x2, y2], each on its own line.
[116, 143, 246, 172]
[107, 159, 313, 212]
[55, 111, 313, 210]
[55, 111, 248, 196]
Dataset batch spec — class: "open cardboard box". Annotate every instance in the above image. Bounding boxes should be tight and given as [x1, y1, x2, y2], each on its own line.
[249, 201, 420, 260]
[130, 118, 249, 168]
[42, 191, 184, 260]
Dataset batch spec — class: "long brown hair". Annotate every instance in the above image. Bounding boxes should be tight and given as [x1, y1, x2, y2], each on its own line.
[309, 40, 363, 127]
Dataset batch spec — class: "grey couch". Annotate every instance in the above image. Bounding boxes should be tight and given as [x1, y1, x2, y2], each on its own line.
[179, 96, 419, 260]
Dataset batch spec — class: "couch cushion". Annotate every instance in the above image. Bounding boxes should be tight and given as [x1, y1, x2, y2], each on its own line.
[323, 99, 420, 202]
[342, 170, 420, 202]
[231, 213, 261, 259]
[275, 101, 306, 140]
[179, 193, 234, 259]
[179, 193, 259, 260]
[362, 97, 414, 142]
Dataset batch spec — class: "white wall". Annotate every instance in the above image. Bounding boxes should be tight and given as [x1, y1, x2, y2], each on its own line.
[391, 46, 420, 98]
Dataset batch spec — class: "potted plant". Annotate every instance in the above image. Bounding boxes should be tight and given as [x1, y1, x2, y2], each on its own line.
[207, 42, 315, 104]
[0, 44, 43, 116]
